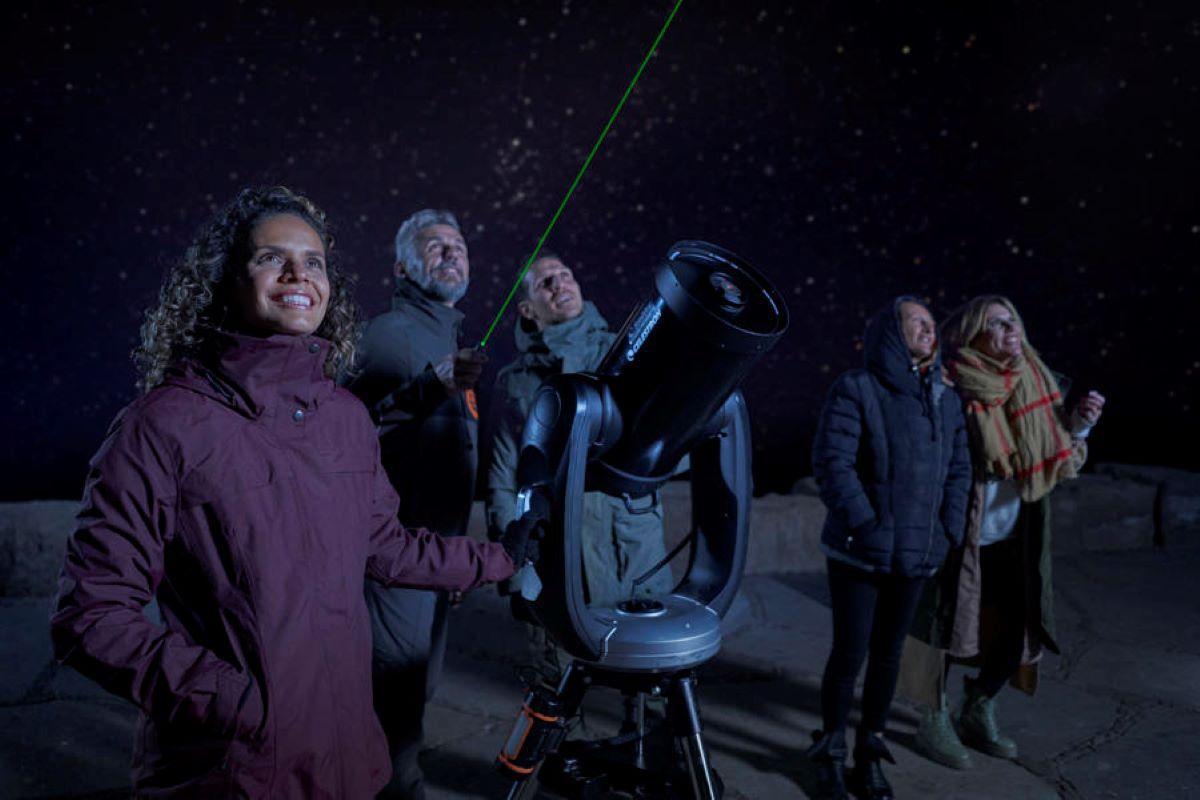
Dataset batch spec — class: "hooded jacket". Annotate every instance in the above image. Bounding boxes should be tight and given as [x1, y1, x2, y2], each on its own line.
[50, 332, 513, 798]
[346, 279, 476, 536]
[485, 303, 673, 605]
[485, 301, 614, 537]
[812, 297, 972, 577]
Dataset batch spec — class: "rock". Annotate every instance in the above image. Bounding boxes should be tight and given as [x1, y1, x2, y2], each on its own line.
[787, 476, 821, 496]
[743, 491, 827, 573]
[1050, 474, 1156, 554]
[0, 500, 77, 598]
[1093, 462, 1194, 486]
[1092, 464, 1200, 550]
[660, 482, 827, 574]
[1160, 474, 1200, 549]
[6, 464, 1193, 602]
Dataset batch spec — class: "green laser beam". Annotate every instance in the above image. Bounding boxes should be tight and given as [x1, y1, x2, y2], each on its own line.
[478, 0, 684, 349]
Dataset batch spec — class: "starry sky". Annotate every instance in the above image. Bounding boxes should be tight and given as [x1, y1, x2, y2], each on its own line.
[3, 1, 1197, 500]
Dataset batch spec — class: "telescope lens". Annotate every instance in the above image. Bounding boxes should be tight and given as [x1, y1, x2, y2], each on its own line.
[709, 272, 745, 313]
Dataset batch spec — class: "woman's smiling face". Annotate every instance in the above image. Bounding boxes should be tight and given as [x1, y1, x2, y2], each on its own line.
[974, 302, 1024, 365]
[231, 213, 330, 336]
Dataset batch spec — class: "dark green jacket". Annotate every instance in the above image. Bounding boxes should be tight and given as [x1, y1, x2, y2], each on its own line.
[910, 488, 1058, 656]
[904, 439, 1085, 700]
[485, 302, 672, 605]
[346, 280, 476, 537]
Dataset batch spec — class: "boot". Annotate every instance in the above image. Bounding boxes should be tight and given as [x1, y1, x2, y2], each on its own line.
[847, 732, 895, 800]
[805, 730, 849, 800]
[915, 692, 974, 769]
[957, 676, 1018, 759]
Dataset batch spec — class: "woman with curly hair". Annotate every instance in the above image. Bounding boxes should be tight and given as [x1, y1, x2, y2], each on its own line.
[50, 187, 532, 797]
[906, 295, 1105, 770]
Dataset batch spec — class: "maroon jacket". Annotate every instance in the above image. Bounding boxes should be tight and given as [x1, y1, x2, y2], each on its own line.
[50, 333, 515, 798]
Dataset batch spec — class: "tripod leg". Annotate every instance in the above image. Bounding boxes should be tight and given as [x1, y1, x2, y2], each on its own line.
[635, 692, 647, 769]
[505, 775, 539, 800]
[667, 675, 719, 800]
[501, 662, 591, 798]
[555, 660, 590, 719]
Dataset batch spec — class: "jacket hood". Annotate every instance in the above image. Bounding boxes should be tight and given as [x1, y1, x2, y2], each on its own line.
[513, 300, 610, 360]
[864, 296, 940, 395]
[163, 330, 336, 418]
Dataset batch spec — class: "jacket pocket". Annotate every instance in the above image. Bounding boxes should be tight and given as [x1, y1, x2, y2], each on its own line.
[925, 519, 952, 568]
[856, 514, 893, 546]
[214, 664, 265, 743]
[137, 696, 240, 787]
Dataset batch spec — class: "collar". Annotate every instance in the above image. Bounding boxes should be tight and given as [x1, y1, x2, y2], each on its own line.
[204, 330, 335, 417]
[515, 301, 608, 358]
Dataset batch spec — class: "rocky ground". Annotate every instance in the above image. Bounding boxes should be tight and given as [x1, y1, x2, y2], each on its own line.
[1, 463, 1197, 799]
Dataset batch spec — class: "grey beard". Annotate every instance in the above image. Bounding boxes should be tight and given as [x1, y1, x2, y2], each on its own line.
[410, 267, 468, 304]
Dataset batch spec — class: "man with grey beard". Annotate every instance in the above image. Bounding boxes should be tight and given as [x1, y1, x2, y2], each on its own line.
[346, 209, 486, 800]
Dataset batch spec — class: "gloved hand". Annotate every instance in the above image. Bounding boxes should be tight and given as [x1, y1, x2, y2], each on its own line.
[500, 513, 544, 568]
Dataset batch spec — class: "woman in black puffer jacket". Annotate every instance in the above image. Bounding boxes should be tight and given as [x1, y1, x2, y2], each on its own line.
[806, 296, 972, 800]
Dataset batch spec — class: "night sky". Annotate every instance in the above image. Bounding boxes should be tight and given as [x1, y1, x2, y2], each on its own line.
[3, 1, 1197, 501]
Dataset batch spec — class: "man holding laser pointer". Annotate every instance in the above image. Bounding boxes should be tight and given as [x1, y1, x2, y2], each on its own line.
[346, 209, 487, 800]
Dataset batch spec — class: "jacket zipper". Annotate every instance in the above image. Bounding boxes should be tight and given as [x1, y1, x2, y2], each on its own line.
[921, 383, 944, 570]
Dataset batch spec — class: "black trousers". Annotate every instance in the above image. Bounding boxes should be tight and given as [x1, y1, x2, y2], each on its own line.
[975, 536, 1028, 697]
[820, 558, 927, 748]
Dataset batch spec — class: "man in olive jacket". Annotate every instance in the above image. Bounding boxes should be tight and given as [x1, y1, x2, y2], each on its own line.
[345, 209, 487, 800]
[486, 251, 673, 681]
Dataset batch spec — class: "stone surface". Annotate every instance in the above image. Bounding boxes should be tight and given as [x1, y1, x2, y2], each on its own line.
[5, 551, 1198, 798]
[0, 598, 56, 706]
[1054, 705, 1200, 800]
[0, 501, 77, 598]
[0, 700, 135, 799]
[966, 550, 1200, 800]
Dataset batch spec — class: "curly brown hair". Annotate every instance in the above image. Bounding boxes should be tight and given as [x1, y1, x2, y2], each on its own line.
[134, 186, 359, 391]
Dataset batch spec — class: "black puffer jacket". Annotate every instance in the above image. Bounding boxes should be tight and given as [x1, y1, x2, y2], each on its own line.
[812, 297, 972, 576]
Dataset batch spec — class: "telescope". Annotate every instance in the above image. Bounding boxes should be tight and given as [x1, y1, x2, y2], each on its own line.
[496, 241, 788, 799]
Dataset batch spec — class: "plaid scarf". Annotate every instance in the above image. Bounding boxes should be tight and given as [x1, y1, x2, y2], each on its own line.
[948, 345, 1076, 502]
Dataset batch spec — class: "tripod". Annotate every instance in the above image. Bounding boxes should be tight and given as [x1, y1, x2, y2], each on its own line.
[502, 659, 722, 800]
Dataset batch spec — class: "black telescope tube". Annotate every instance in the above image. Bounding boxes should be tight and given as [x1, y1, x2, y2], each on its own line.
[594, 241, 788, 488]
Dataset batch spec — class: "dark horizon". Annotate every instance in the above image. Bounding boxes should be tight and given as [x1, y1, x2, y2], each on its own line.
[4, 1, 1197, 501]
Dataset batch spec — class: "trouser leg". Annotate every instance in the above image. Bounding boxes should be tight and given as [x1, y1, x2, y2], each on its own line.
[365, 581, 447, 800]
[959, 541, 1022, 759]
[523, 620, 567, 687]
[580, 493, 621, 607]
[820, 559, 880, 743]
[858, 572, 928, 739]
[975, 539, 1025, 697]
[611, 496, 674, 598]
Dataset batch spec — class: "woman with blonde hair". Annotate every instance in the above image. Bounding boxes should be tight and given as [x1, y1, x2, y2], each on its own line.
[907, 294, 1105, 769]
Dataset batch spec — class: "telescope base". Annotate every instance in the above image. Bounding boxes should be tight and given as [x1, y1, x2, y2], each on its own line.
[504, 661, 723, 800]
